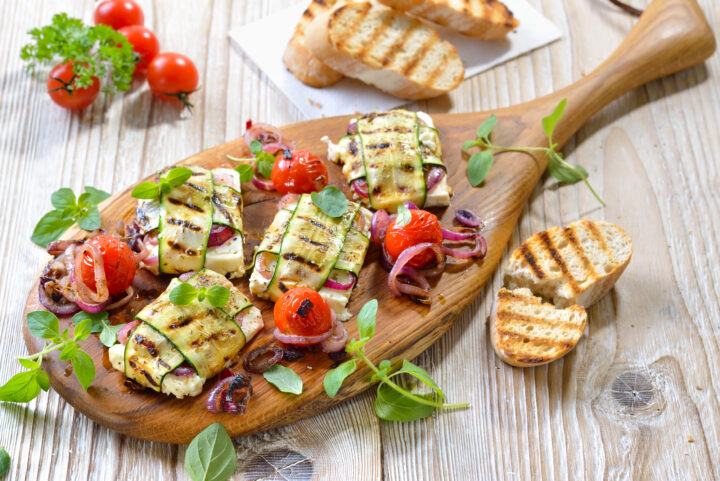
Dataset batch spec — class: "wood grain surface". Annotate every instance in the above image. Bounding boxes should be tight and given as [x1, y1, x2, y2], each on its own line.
[1, 0, 719, 479]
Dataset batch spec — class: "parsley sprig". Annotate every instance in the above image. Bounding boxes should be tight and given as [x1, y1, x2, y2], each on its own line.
[131, 167, 193, 200]
[31, 186, 111, 247]
[169, 281, 231, 308]
[20, 13, 135, 94]
[0, 311, 96, 403]
[463, 98, 604, 206]
[324, 300, 469, 421]
[228, 140, 277, 182]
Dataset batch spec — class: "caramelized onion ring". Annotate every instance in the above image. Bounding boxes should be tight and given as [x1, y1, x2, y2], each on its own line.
[243, 345, 284, 374]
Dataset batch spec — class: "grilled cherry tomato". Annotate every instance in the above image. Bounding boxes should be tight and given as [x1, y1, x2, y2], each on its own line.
[385, 209, 443, 268]
[80, 235, 136, 295]
[270, 150, 328, 195]
[46, 62, 100, 110]
[94, 0, 144, 29]
[147, 53, 199, 109]
[274, 287, 332, 338]
[118, 25, 159, 77]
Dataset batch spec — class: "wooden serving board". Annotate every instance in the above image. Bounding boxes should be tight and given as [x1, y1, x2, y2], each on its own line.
[22, 0, 715, 444]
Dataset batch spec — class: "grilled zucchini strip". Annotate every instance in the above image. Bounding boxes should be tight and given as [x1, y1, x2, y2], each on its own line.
[211, 184, 244, 235]
[123, 322, 185, 392]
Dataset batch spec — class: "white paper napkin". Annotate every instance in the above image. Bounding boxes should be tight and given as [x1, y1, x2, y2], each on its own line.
[229, 0, 561, 119]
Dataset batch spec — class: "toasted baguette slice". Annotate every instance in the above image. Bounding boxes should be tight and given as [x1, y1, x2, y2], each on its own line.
[378, 0, 519, 40]
[283, 0, 344, 88]
[505, 220, 632, 308]
[305, 2, 465, 100]
[491, 288, 587, 367]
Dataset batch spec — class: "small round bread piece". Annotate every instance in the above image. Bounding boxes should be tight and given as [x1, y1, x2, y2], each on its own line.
[491, 288, 587, 367]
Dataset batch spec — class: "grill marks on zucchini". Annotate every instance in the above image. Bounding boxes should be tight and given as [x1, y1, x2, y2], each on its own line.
[211, 185, 244, 234]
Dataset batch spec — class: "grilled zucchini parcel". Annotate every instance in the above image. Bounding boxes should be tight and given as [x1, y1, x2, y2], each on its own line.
[249, 194, 372, 320]
[108, 269, 263, 398]
[135, 166, 246, 278]
[326, 109, 452, 212]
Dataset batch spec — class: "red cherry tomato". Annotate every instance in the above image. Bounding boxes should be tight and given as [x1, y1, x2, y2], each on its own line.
[270, 150, 329, 195]
[94, 0, 144, 29]
[46, 62, 100, 110]
[147, 53, 199, 109]
[274, 287, 332, 339]
[80, 235, 137, 296]
[118, 26, 159, 77]
[385, 209, 443, 268]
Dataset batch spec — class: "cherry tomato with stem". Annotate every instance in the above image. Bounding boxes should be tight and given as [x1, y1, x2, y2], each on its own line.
[46, 62, 100, 110]
[385, 209, 443, 268]
[94, 0, 144, 30]
[147, 53, 199, 110]
[274, 287, 333, 341]
[80, 235, 136, 296]
[270, 150, 329, 195]
[118, 25, 159, 77]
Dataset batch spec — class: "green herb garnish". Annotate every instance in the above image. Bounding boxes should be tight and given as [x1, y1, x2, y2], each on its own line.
[323, 299, 468, 421]
[169, 282, 230, 308]
[0, 311, 96, 402]
[71, 310, 121, 348]
[311, 186, 348, 218]
[263, 365, 303, 395]
[0, 447, 9, 479]
[20, 13, 135, 95]
[227, 139, 278, 181]
[131, 166, 193, 200]
[395, 204, 412, 228]
[31, 186, 111, 247]
[185, 423, 236, 481]
[463, 98, 604, 205]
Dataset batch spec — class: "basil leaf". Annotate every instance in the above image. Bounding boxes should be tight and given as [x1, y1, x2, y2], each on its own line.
[169, 282, 197, 306]
[17, 358, 39, 370]
[206, 285, 230, 308]
[185, 423, 237, 481]
[541, 98, 567, 143]
[345, 337, 370, 353]
[548, 153, 588, 184]
[256, 153, 275, 179]
[59, 342, 79, 361]
[476, 114, 497, 141]
[26, 311, 59, 339]
[249, 140, 262, 155]
[83, 186, 111, 205]
[467, 150, 494, 187]
[72, 310, 108, 334]
[76, 192, 91, 209]
[234, 164, 254, 183]
[51, 188, 76, 210]
[374, 382, 435, 422]
[324, 359, 356, 398]
[77, 206, 101, 231]
[311, 186, 348, 218]
[0, 447, 9, 479]
[131, 182, 160, 200]
[71, 350, 95, 391]
[0, 371, 41, 403]
[263, 365, 303, 395]
[36, 370, 50, 392]
[357, 299, 378, 340]
[165, 167, 193, 187]
[100, 324, 123, 348]
[31, 210, 74, 247]
[395, 204, 411, 228]
[461, 140, 480, 152]
[73, 318, 92, 341]
[370, 359, 392, 383]
[394, 360, 444, 399]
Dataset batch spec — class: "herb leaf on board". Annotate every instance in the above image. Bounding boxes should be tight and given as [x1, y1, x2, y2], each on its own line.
[263, 365, 303, 395]
[185, 423, 237, 481]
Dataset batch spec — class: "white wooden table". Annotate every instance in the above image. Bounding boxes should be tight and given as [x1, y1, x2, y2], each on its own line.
[1, 0, 719, 479]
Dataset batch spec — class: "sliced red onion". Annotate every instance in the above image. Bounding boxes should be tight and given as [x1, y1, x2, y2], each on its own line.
[347, 121, 357, 135]
[320, 319, 348, 353]
[169, 363, 196, 377]
[73, 243, 110, 305]
[397, 266, 430, 290]
[388, 242, 444, 299]
[370, 209, 390, 244]
[273, 327, 331, 346]
[118, 320, 141, 345]
[352, 178, 369, 198]
[278, 194, 300, 211]
[323, 272, 356, 290]
[244, 122, 282, 147]
[142, 255, 158, 267]
[178, 271, 197, 282]
[441, 228, 478, 241]
[75, 298, 110, 313]
[442, 236, 487, 259]
[106, 287, 135, 311]
[208, 225, 234, 247]
[251, 175, 276, 191]
[402, 201, 419, 210]
[38, 283, 79, 316]
[206, 372, 253, 414]
[455, 209, 483, 228]
[425, 166, 445, 191]
[262, 142, 290, 154]
[380, 243, 395, 271]
[243, 345, 284, 374]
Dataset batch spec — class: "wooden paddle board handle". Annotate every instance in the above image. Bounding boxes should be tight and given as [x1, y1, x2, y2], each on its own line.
[544, 0, 716, 147]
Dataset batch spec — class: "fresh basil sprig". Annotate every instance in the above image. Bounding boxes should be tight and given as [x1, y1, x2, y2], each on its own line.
[72, 310, 121, 348]
[395, 204, 412, 228]
[0, 447, 9, 479]
[169, 282, 230, 308]
[311, 185, 348, 218]
[263, 365, 303, 395]
[462, 98, 604, 205]
[185, 423, 237, 481]
[323, 299, 468, 421]
[31, 186, 111, 247]
[228, 139, 277, 182]
[131, 167, 193, 200]
[0, 311, 96, 402]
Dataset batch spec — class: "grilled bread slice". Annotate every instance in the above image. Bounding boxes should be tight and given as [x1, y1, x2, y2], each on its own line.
[491, 287, 587, 367]
[305, 1, 465, 100]
[378, 0, 519, 40]
[283, 0, 344, 87]
[505, 220, 632, 308]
